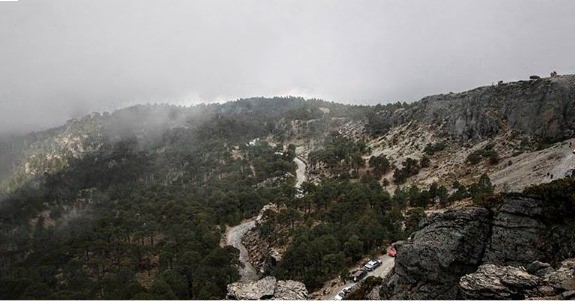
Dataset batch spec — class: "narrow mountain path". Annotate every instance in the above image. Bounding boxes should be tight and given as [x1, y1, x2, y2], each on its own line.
[223, 154, 307, 282]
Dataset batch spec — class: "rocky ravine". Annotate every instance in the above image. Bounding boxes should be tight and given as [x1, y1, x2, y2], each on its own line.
[380, 194, 575, 299]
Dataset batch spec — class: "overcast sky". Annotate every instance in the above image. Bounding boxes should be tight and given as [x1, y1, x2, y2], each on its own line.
[1, 0, 575, 134]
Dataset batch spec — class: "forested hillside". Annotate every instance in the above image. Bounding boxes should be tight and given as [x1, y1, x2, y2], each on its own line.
[1, 75, 575, 300]
[0, 97, 368, 299]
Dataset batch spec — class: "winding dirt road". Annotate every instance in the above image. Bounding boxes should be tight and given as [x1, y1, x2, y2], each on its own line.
[224, 154, 307, 282]
[225, 219, 258, 282]
[294, 156, 307, 188]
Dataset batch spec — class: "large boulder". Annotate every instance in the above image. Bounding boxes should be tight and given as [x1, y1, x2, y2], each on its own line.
[227, 276, 277, 300]
[226, 276, 308, 300]
[459, 264, 540, 299]
[459, 259, 575, 299]
[274, 280, 308, 300]
[381, 207, 492, 299]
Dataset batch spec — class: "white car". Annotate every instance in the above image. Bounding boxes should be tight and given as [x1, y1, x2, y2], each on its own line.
[363, 259, 382, 271]
[334, 286, 354, 300]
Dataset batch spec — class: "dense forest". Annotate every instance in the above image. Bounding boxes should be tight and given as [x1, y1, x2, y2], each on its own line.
[0, 98, 374, 299]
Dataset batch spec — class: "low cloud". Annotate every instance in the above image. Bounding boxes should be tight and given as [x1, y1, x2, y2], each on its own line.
[1, 0, 574, 133]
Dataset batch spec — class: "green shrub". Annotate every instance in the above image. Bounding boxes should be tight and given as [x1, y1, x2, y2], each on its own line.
[489, 153, 500, 165]
[420, 156, 431, 168]
[423, 141, 447, 156]
[466, 145, 500, 165]
[467, 151, 482, 165]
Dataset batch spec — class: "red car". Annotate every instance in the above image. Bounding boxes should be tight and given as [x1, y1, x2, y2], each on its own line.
[387, 243, 397, 257]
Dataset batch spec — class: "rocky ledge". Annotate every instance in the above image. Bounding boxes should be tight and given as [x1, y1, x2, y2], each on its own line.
[460, 259, 575, 299]
[380, 192, 575, 299]
[226, 276, 308, 300]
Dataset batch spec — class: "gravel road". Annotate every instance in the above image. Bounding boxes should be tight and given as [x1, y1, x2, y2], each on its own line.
[294, 156, 307, 188]
[320, 254, 395, 300]
[225, 219, 258, 282]
[224, 155, 307, 282]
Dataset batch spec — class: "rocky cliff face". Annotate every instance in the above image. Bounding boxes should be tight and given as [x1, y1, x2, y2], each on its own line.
[380, 193, 575, 299]
[369, 75, 575, 142]
[485, 195, 575, 266]
[381, 208, 492, 299]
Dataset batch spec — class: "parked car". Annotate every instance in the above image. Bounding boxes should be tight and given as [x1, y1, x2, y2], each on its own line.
[387, 243, 397, 257]
[351, 270, 367, 282]
[334, 285, 354, 300]
[363, 259, 382, 271]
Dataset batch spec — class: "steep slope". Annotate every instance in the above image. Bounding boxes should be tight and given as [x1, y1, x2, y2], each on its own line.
[362, 75, 575, 196]
[368, 75, 575, 142]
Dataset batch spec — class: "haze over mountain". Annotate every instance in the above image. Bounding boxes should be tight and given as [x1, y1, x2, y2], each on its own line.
[1, 74, 575, 299]
[2, 1, 575, 300]
[1, 0, 575, 134]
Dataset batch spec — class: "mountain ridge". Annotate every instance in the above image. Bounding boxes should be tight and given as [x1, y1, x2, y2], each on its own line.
[368, 74, 575, 142]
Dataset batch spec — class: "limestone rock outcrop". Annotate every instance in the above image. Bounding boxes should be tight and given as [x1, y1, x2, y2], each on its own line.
[226, 276, 308, 300]
[368, 75, 575, 141]
[459, 259, 575, 299]
[485, 196, 549, 265]
[273, 280, 308, 300]
[459, 264, 540, 299]
[485, 195, 575, 266]
[381, 207, 492, 299]
[227, 276, 276, 300]
[380, 193, 575, 299]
